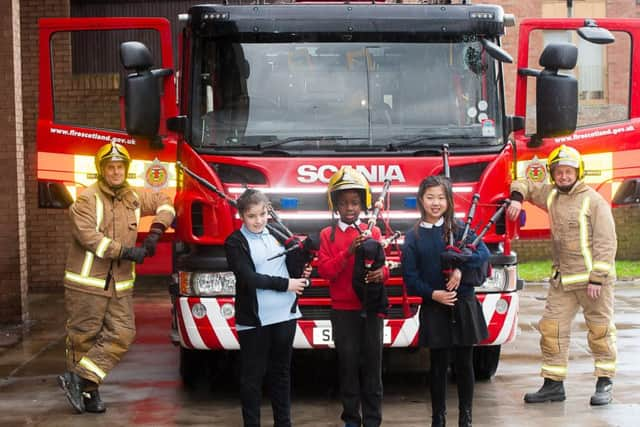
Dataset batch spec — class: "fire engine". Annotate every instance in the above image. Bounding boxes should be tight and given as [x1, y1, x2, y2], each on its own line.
[37, 2, 640, 386]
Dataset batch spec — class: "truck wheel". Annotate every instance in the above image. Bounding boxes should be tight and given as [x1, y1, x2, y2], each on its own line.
[180, 347, 203, 388]
[473, 345, 501, 380]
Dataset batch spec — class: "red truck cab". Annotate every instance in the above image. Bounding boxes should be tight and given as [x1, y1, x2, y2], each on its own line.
[37, 3, 640, 386]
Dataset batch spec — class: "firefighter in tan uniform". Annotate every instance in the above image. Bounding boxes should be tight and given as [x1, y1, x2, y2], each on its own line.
[57, 142, 175, 414]
[507, 145, 617, 406]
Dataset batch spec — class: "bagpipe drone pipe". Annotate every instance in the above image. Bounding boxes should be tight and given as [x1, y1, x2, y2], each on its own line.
[439, 144, 510, 288]
[440, 194, 511, 287]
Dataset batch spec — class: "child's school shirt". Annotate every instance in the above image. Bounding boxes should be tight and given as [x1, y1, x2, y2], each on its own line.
[317, 219, 388, 310]
[236, 224, 301, 330]
[401, 219, 488, 300]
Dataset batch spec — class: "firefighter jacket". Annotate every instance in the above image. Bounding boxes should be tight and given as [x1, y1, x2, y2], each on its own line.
[63, 180, 175, 297]
[511, 179, 617, 290]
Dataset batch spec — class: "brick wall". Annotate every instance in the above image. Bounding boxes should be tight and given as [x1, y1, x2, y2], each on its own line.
[21, 0, 70, 291]
[0, 0, 28, 323]
[55, 74, 121, 128]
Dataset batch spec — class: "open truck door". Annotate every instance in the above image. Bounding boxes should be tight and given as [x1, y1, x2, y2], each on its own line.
[513, 18, 640, 239]
[37, 18, 177, 274]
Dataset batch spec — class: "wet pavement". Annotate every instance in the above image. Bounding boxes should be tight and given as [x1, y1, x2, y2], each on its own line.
[1, 280, 639, 426]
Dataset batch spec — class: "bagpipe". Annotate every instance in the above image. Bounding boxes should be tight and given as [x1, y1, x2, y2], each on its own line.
[438, 146, 511, 287]
[264, 205, 319, 283]
[352, 179, 405, 318]
[176, 161, 318, 294]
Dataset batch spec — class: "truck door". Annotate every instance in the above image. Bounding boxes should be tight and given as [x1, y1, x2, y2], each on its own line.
[38, 18, 177, 274]
[513, 18, 640, 239]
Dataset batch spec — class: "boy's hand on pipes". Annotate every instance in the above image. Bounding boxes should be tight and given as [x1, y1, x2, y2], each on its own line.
[348, 234, 367, 255]
[365, 267, 384, 284]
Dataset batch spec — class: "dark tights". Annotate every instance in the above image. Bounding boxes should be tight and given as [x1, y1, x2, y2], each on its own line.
[429, 346, 474, 416]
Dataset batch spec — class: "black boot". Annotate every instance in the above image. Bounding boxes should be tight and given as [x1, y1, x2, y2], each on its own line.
[57, 371, 85, 413]
[83, 389, 106, 413]
[431, 411, 446, 427]
[458, 406, 472, 427]
[524, 378, 566, 403]
[590, 377, 613, 406]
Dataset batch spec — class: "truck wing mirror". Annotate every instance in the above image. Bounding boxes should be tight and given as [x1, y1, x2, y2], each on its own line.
[167, 115, 188, 135]
[578, 19, 615, 45]
[38, 181, 73, 209]
[120, 42, 173, 142]
[613, 178, 640, 206]
[527, 42, 578, 147]
[120, 41, 154, 71]
[505, 115, 525, 135]
[480, 38, 513, 64]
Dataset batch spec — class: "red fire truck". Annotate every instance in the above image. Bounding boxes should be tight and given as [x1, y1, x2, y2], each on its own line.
[37, 2, 640, 385]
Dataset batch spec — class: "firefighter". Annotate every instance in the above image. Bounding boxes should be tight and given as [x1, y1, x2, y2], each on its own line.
[507, 145, 617, 406]
[57, 142, 175, 414]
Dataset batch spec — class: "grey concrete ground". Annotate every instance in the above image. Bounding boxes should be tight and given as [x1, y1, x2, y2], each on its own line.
[1, 281, 639, 426]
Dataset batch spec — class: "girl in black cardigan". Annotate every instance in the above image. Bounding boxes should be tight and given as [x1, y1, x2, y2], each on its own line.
[401, 176, 489, 427]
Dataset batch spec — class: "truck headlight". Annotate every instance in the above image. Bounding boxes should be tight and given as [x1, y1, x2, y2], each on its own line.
[476, 265, 517, 293]
[179, 271, 236, 296]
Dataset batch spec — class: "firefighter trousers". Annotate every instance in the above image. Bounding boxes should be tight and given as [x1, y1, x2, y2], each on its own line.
[538, 281, 616, 381]
[64, 286, 136, 385]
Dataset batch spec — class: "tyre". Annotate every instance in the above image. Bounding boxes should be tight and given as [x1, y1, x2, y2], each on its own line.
[473, 345, 501, 380]
[179, 347, 203, 388]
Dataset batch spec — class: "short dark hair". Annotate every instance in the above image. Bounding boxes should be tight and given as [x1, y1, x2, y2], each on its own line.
[236, 188, 270, 216]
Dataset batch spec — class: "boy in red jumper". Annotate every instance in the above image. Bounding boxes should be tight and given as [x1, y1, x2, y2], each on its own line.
[317, 166, 389, 427]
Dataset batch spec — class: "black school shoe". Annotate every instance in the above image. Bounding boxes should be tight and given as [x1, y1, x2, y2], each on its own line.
[57, 371, 85, 413]
[83, 389, 106, 413]
[590, 377, 613, 406]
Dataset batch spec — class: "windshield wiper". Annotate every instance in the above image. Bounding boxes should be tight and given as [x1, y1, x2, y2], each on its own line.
[387, 134, 455, 150]
[256, 136, 369, 150]
[387, 134, 489, 151]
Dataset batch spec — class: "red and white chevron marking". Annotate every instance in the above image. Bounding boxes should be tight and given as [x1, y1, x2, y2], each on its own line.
[176, 292, 518, 350]
[477, 292, 520, 346]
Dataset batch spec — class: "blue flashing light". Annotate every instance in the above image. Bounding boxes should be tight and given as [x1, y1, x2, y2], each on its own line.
[404, 197, 417, 209]
[280, 197, 299, 210]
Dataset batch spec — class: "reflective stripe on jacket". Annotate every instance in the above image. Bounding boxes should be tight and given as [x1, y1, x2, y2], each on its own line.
[511, 179, 617, 290]
[64, 181, 175, 297]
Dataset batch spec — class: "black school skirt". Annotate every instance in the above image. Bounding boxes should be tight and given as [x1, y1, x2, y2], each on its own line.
[418, 292, 488, 349]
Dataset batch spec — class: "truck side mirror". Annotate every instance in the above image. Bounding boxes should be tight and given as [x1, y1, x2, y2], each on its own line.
[120, 42, 173, 142]
[578, 19, 615, 45]
[613, 178, 640, 206]
[38, 181, 73, 209]
[527, 42, 578, 147]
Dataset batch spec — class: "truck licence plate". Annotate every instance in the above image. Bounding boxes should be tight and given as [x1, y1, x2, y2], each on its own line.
[312, 326, 392, 346]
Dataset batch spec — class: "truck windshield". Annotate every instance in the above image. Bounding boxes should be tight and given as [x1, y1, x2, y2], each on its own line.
[193, 40, 503, 152]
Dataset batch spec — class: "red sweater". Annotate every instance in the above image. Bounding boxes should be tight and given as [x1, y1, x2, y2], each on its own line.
[317, 222, 389, 310]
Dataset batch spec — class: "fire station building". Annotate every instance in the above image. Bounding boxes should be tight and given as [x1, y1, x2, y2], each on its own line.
[1, 0, 640, 324]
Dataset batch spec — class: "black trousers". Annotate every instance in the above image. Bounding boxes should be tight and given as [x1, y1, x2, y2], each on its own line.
[237, 319, 296, 427]
[331, 310, 383, 427]
[429, 346, 474, 417]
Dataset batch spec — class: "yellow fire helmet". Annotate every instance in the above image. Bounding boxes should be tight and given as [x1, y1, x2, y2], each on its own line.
[546, 144, 584, 183]
[94, 142, 131, 178]
[327, 166, 372, 211]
